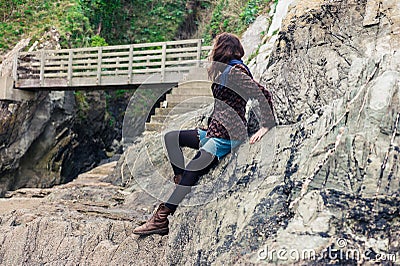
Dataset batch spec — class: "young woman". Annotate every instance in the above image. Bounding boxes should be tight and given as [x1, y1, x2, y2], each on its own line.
[133, 32, 275, 235]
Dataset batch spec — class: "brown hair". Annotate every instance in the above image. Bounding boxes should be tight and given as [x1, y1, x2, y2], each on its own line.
[208, 32, 244, 81]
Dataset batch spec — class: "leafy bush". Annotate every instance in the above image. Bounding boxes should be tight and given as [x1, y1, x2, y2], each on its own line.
[90, 35, 108, 47]
[203, 0, 271, 45]
[59, 3, 92, 48]
[79, 0, 188, 45]
[0, 0, 272, 60]
[0, 0, 93, 54]
[241, 0, 262, 25]
[128, 0, 188, 44]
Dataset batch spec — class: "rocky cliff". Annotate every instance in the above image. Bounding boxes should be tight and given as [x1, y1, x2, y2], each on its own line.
[0, 88, 129, 195]
[0, 0, 399, 265]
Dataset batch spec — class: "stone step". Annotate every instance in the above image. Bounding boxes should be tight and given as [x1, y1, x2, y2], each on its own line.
[150, 115, 186, 124]
[171, 86, 212, 96]
[146, 116, 201, 131]
[155, 107, 195, 115]
[177, 80, 212, 89]
[160, 100, 212, 109]
[145, 122, 164, 132]
[145, 122, 185, 132]
[151, 114, 205, 124]
[165, 94, 213, 103]
[150, 115, 168, 124]
[146, 79, 214, 132]
[183, 67, 209, 81]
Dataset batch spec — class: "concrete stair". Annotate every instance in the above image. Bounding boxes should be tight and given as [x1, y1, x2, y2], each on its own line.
[155, 107, 195, 116]
[165, 94, 212, 103]
[145, 69, 213, 132]
[145, 122, 165, 132]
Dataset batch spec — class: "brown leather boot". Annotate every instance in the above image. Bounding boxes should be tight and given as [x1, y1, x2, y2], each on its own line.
[173, 174, 182, 185]
[132, 203, 174, 235]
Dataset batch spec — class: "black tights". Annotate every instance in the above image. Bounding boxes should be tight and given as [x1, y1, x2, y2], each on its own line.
[164, 130, 218, 211]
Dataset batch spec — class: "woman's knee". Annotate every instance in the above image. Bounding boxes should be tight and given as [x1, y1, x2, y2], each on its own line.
[164, 130, 179, 145]
[186, 150, 217, 172]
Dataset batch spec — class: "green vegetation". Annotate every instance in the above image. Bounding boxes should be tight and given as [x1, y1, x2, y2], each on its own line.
[79, 0, 122, 40]
[246, 44, 261, 63]
[0, 0, 198, 55]
[0, 0, 92, 53]
[73, 91, 90, 120]
[114, 89, 129, 98]
[78, 0, 190, 45]
[127, 0, 188, 43]
[203, 0, 271, 44]
[1, 0, 272, 55]
[90, 35, 108, 47]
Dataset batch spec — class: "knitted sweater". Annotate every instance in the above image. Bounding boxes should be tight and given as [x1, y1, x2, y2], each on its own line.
[205, 64, 275, 140]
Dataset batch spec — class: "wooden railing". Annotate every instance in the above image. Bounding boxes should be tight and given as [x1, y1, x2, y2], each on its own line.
[14, 39, 212, 89]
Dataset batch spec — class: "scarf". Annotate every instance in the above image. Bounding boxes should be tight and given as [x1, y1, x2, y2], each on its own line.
[218, 59, 253, 88]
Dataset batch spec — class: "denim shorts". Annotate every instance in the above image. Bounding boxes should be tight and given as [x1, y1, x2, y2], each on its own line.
[198, 129, 242, 159]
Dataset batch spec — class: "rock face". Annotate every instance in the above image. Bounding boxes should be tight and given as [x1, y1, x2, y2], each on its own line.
[241, 15, 270, 62]
[0, 27, 132, 194]
[0, 89, 131, 195]
[0, 91, 75, 193]
[122, 0, 400, 264]
[0, 0, 399, 265]
[262, 0, 400, 125]
[0, 162, 168, 265]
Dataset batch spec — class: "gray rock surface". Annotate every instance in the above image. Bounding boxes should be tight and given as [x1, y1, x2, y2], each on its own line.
[0, 90, 126, 195]
[241, 15, 270, 62]
[130, 0, 400, 264]
[0, 162, 167, 265]
[0, 0, 399, 265]
[267, 0, 295, 37]
[248, 0, 293, 81]
[0, 91, 74, 193]
[263, 0, 400, 125]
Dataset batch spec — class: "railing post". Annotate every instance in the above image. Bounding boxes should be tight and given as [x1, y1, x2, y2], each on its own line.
[12, 52, 18, 83]
[161, 43, 167, 82]
[116, 57, 120, 76]
[196, 39, 202, 67]
[128, 45, 133, 84]
[68, 50, 73, 86]
[40, 50, 45, 87]
[97, 47, 102, 85]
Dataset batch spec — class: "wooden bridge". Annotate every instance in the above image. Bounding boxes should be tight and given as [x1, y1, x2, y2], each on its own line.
[0, 39, 212, 100]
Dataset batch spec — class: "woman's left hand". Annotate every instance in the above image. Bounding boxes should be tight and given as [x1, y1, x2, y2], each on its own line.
[250, 127, 269, 144]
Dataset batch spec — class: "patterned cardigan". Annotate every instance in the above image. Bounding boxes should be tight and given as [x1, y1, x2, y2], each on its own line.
[205, 64, 275, 140]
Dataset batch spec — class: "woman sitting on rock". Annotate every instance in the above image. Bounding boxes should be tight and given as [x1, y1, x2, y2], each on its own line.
[133, 32, 275, 236]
